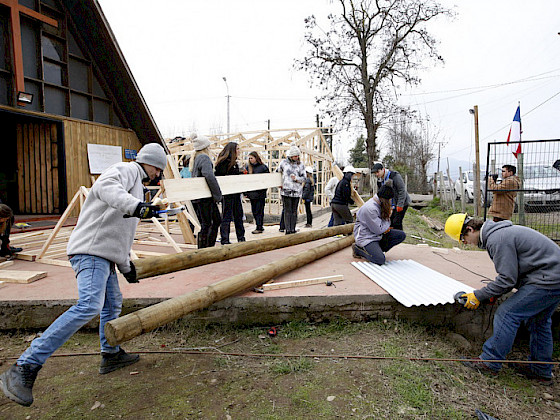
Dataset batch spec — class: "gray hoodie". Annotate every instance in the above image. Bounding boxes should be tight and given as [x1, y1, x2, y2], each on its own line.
[66, 161, 145, 273]
[475, 220, 560, 301]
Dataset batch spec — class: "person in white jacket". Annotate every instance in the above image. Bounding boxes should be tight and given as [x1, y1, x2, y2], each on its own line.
[0, 143, 167, 407]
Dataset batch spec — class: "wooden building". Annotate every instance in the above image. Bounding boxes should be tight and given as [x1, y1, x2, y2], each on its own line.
[0, 0, 163, 214]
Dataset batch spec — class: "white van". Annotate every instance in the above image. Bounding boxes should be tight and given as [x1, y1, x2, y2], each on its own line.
[454, 171, 490, 205]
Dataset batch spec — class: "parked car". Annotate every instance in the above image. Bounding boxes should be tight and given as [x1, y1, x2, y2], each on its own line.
[454, 170, 491, 206]
[427, 174, 453, 195]
[521, 165, 560, 210]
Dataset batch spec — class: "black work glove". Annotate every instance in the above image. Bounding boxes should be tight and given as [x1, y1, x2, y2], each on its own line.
[491, 174, 498, 182]
[122, 261, 138, 283]
[132, 202, 160, 219]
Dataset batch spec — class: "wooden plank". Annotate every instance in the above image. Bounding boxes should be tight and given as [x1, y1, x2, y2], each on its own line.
[33, 123, 41, 213]
[45, 123, 53, 213]
[260, 275, 344, 291]
[149, 217, 183, 253]
[51, 124, 59, 213]
[0, 260, 14, 269]
[0, 270, 47, 284]
[35, 258, 72, 267]
[163, 173, 282, 203]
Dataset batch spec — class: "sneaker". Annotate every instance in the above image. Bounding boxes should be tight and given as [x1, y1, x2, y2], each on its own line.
[99, 349, 139, 374]
[511, 362, 553, 385]
[461, 357, 498, 376]
[279, 228, 285, 232]
[252, 229, 264, 234]
[304, 224, 312, 228]
[0, 363, 42, 407]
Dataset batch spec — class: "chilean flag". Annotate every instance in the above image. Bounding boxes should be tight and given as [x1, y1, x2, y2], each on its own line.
[506, 105, 522, 158]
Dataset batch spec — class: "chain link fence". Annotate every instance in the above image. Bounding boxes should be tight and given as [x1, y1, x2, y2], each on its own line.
[484, 139, 560, 242]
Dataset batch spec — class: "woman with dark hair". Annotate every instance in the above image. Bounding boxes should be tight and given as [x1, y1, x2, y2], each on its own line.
[215, 142, 245, 244]
[351, 185, 406, 265]
[0, 204, 22, 257]
[302, 166, 315, 228]
[245, 151, 269, 234]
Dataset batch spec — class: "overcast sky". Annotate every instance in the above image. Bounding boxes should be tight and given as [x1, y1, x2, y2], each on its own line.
[97, 0, 560, 167]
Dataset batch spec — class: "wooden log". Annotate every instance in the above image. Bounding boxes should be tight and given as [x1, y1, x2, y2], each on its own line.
[105, 234, 354, 346]
[134, 224, 354, 280]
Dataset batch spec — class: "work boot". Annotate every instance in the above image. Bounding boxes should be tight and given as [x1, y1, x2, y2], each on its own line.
[461, 357, 498, 377]
[511, 362, 554, 385]
[99, 349, 139, 374]
[352, 244, 367, 260]
[0, 363, 42, 407]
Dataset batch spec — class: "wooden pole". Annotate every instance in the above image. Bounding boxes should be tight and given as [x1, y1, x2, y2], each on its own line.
[105, 234, 355, 346]
[473, 105, 481, 217]
[134, 224, 353, 280]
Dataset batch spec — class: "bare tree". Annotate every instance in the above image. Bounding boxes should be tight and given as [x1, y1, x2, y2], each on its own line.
[297, 0, 452, 170]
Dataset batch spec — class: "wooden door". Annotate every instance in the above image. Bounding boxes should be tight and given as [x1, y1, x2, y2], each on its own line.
[16, 122, 60, 214]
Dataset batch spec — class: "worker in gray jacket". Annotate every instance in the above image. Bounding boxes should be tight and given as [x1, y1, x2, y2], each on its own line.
[0, 143, 168, 407]
[444, 214, 560, 384]
[372, 162, 411, 231]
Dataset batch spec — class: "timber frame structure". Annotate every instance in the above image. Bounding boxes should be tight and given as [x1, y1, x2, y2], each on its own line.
[165, 128, 336, 215]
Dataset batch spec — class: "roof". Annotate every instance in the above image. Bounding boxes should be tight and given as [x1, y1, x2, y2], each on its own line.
[62, 0, 165, 149]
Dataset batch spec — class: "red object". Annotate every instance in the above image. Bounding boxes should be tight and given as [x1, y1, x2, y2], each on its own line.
[267, 327, 277, 337]
[396, 206, 403, 212]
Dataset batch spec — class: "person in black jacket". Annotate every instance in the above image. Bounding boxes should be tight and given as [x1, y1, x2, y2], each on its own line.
[215, 142, 245, 244]
[302, 166, 315, 227]
[245, 151, 269, 234]
[372, 162, 411, 231]
[0, 204, 22, 257]
[190, 134, 222, 248]
[331, 165, 356, 226]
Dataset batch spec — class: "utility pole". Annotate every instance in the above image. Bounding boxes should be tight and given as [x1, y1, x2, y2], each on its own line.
[222, 77, 230, 134]
[470, 105, 481, 216]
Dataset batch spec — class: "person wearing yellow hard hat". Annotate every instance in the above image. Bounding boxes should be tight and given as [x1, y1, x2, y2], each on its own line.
[444, 214, 560, 384]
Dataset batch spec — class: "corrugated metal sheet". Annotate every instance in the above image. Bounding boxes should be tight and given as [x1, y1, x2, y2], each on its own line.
[352, 259, 475, 307]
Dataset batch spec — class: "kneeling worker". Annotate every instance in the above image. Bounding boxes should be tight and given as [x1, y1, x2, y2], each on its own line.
[0, 143, 168, 407]
[352, 185, 406, 265]
[445, 214, 560, 384]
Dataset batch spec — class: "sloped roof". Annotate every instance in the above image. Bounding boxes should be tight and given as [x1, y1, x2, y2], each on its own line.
[62, 0, 165, 149]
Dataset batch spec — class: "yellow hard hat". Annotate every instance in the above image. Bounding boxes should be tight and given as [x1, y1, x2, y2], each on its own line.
[444, 213, 469, 242]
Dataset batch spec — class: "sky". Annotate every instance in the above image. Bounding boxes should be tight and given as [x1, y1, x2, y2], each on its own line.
[97, 0, 560, 170]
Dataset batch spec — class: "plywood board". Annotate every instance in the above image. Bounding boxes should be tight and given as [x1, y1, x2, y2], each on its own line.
[0, 270, 48, 284]
[164, 173, 282, 203]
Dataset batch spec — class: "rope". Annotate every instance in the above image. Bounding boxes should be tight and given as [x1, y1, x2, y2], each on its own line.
[2, 350, 558, 365]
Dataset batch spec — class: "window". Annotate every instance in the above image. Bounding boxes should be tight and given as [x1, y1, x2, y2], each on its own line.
[68, 58, 88, 92]
[41, 35, 63, 61]
[43, 60, 63, 85]
[70, 92, 90, 120]
[44, 85, 66, 115]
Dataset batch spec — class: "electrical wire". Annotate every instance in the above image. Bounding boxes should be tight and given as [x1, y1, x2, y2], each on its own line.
[433, 251, 493, 282]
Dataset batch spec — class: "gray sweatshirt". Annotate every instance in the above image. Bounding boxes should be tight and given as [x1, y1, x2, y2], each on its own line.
[475, 220, 560, 301]
[191, 154, 222, 202]
[66, 161, 145, 273]
[353, 195, 390, 247]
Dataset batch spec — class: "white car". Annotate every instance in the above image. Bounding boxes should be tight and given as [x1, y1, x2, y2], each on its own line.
[521, 165, 560, 210]
[454, 170, 490, 205]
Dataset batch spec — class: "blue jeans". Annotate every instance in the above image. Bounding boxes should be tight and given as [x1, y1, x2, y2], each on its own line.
[353, 229, 406, 265]
[18, 255, 122, 366]
[481, 285, 560, 377]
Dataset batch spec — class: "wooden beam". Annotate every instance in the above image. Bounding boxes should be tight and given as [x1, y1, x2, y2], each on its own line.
[260, 275, 343, 291]
[163, 173, 282, 203]
[0, 270, 47, 284]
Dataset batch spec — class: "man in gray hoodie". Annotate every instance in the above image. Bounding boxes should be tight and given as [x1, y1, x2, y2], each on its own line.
[444, 214, 560, 384]
[0, 143, 168, 407]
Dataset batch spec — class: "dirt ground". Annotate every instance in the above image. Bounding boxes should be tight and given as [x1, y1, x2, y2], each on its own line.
[1, 319, 559, 420]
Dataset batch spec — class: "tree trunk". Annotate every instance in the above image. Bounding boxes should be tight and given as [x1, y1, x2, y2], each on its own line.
[105, 235, 355, 346]
[134, 224, 354, 280]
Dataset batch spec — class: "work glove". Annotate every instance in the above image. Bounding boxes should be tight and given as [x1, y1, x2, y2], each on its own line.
[121, 261, 138, 283]
[396, 206, 404, 212]
[462, 292, 480, 310]
[491, 174, 499, 182]
[132, 202, 160, 219]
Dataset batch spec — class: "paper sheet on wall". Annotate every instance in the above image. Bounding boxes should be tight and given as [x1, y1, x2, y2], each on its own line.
[87, 144, 123, 174]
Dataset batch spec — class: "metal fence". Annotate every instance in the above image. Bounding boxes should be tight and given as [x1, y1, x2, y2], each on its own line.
[484, 139, 560, 242]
